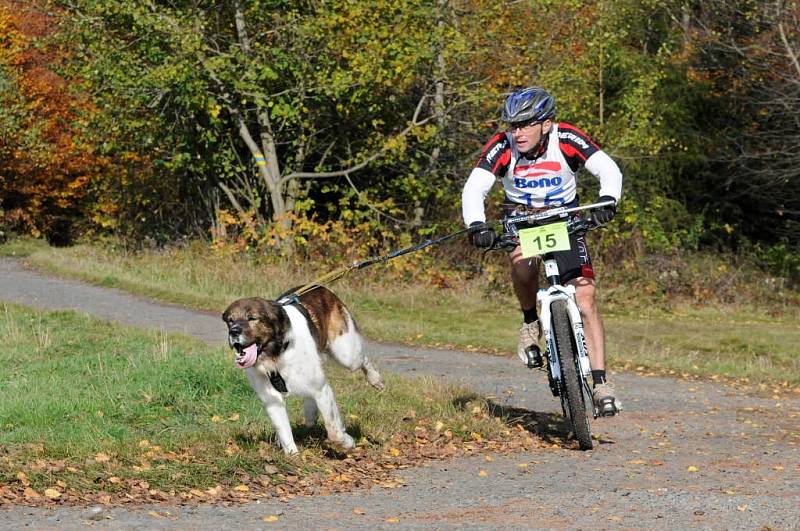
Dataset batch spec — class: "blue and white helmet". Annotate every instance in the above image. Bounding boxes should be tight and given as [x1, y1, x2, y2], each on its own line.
[501, 87, 556, 123]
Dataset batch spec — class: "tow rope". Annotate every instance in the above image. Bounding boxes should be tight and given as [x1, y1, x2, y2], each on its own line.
[280, 225, 475, 300]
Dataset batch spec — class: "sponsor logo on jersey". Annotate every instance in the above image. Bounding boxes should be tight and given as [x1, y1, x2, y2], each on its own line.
[513, 161, 564, 190]
[514, 176, 563, 189]
[486, 142, 504, 163]
[558, 131, 589, 150]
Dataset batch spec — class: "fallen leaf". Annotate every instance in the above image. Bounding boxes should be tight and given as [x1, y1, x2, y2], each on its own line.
[44, 488, 61, 500]
[353, 508, 366, 515]
[386, 517, 399, 523]
[211, 415, 223, 423]
[478, 470, 488, 477]
[227, 413, 240, 421]
[687, 466, 699, 472]
[233, 484, 249, 492]
[434, 421, 444, 432]
[23, 488, 41, 499]
[95, 453, 111, 463]
[389, 447, 401, 457]
[262, 515, 279, 522]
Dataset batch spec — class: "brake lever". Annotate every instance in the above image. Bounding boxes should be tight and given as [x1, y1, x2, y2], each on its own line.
[568, 215, 594, 236]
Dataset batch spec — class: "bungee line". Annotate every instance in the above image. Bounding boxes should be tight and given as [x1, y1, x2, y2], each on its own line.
[281, 225, 476, 301]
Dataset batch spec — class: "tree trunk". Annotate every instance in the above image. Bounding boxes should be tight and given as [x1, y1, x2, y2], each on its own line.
[233, 0, 294, 252]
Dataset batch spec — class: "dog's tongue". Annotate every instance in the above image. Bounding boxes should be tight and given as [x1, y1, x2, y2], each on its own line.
[235, 344, 258, 369]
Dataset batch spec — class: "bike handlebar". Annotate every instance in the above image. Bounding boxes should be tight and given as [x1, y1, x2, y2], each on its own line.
[485, 200, 616, 253]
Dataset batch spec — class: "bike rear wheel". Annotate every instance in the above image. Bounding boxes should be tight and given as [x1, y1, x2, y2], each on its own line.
[552, 300, 593, 450]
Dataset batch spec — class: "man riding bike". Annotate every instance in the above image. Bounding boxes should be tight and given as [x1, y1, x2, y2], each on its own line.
[461, 87, 622, 415]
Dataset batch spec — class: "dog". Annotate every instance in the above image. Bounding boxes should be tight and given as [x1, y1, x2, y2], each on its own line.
[222, 286, 384, 454]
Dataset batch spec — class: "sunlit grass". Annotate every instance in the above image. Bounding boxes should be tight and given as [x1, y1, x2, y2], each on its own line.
[0, 303, 505, 494]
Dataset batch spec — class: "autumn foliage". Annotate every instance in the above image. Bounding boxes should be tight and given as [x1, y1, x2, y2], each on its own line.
[0, 0, 108, 243]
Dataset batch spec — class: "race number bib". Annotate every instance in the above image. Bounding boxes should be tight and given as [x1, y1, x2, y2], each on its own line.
[519, 222, 571, 258]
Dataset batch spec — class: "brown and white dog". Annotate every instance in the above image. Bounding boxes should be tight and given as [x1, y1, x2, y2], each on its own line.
[222, 286, 383, 454]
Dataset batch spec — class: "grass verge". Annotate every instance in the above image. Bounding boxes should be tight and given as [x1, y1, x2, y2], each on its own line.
[4, 237, 800, 387]
[0, 302, 531, 505]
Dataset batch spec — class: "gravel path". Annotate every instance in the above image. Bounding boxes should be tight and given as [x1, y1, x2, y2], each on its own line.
[1, 257, 798, 529]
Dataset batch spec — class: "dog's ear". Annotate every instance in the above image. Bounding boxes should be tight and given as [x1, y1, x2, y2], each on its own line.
[222, 301, 240, 324]
[258, 300, 291, 357]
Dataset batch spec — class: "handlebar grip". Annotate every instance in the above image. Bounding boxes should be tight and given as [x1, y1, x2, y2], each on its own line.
[468, 221, 491, 234]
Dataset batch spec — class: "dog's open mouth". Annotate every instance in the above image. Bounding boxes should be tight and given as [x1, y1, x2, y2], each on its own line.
[234, 343, 259, 369]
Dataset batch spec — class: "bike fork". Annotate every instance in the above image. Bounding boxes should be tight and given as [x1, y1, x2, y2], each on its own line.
[540, 287, 601, 419]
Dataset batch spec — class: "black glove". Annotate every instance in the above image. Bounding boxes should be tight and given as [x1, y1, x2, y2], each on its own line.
[591, 196, 617, 226]
[469, 221, 496, 249]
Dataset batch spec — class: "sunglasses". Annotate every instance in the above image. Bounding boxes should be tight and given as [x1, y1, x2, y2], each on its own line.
[508, 119, 542, 131]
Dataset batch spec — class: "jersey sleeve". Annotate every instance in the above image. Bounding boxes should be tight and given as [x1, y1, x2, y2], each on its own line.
[557, 122, 600, 172]
[584, 151, 623, 202]
[461, 167, 497, 225]
[474, 133, 512, 176]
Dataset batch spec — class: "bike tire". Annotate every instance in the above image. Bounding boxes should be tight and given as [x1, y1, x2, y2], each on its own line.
[552, 300, 593, 450]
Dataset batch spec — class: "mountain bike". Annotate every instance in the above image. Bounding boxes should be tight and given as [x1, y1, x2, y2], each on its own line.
[486, 200, 616, 450]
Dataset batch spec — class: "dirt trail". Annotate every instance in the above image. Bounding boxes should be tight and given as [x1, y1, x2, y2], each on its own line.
[1, 258, 798, 529]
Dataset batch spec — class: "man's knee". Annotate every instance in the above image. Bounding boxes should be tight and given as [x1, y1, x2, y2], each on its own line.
[511, 260, 538, 287]
[572, 278, 598, 314]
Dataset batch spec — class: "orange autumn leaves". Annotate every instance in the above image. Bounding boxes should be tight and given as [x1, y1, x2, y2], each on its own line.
[0, 0, 108, 239]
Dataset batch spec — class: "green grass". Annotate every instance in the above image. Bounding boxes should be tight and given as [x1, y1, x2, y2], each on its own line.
[0, 302, 504, 495]
[607, 308, 800, 385]
[6, 238, 800, 387]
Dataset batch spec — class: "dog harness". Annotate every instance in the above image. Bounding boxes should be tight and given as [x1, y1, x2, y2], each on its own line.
[261, 295, 323, 394]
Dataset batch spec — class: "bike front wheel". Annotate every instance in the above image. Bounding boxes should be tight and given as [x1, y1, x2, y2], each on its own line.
[552, 299, 593, 450]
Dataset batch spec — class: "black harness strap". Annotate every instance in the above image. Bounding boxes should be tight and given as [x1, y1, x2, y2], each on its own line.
[265, 296, 321, 394]
[268, 371, 288, 393]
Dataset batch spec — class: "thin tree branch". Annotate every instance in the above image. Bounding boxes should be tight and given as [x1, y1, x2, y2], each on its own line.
[279, 96, 433, 185]
[778, 22, 800, 78]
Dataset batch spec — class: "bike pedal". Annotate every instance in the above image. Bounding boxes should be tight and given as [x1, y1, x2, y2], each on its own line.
[525, 345, 544, 369]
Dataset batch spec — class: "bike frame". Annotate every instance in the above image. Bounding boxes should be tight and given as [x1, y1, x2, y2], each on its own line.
[537, 262, 597, 418]
[500, 200, 614, 420]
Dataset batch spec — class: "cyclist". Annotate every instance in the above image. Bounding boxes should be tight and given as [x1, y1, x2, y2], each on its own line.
[461, 87, 622, 415]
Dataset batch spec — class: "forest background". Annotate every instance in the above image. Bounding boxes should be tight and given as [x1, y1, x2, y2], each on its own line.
[1, 0, 799, 298]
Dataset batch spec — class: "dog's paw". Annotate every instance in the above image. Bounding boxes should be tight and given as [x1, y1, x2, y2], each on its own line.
[279, 441, 300, 455]
[364, 366, 385, 391]
[368, 374, 385, 391]
[337, 433, 355, 450]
